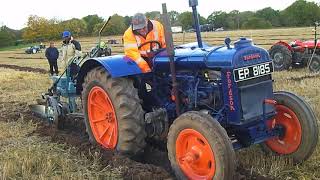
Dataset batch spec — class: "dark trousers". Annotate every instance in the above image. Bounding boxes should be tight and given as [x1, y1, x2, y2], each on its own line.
[48, 60, 58, 75]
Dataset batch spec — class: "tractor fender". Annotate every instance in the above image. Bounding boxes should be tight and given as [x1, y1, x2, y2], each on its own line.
[272, 41, 293, 52]
[76, 55, 142, 94]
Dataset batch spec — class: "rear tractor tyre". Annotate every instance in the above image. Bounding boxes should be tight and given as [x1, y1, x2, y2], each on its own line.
[269, 44, 292, 71]
[309, 56, 320, 73]
[262, 91, 319, 164]
[167, 111, 236, 180]
[82, 66, 146, 156]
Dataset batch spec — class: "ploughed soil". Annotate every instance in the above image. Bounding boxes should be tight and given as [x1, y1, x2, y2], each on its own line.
[0, 65, 274, 180]
[0, 64, 48, 74]
[0, 101, 274, 180]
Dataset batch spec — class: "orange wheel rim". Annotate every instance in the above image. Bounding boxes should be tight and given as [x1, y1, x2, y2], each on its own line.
[88, 86, 118, 149]
[176, 129, 216, 180]
[265, 105, 302, 154]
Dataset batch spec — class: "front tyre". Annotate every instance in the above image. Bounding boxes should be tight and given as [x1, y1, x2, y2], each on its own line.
[167, 111, 236, 180]
[262, 91, 319, 164]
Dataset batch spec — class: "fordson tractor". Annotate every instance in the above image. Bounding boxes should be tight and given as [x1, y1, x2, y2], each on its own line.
[269, 22, 320, 72]
[30, 1, 318, 179]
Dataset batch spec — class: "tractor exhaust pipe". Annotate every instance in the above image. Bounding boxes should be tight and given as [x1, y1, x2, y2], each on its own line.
[189, 0, 203, 48]
[98, 16, 111, 48]
[162, 3, 180, 116]
[314, 22, 319, 48]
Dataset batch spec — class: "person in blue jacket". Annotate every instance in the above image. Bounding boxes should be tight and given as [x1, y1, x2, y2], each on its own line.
[45, 42, 59, 76]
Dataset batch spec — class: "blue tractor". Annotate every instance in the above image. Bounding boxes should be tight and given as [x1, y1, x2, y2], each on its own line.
[30, 1, 318, 179]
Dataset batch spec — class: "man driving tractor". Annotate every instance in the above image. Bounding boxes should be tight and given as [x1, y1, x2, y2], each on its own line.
[123, 13, 166, 73]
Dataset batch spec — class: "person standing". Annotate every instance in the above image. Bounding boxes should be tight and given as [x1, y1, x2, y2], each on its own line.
[45, 42, 59, 76]
[61, 31, 82, 70]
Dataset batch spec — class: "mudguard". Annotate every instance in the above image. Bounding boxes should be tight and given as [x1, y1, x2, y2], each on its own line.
[76, 55, 142, 94]
[273, 41, 293, 52]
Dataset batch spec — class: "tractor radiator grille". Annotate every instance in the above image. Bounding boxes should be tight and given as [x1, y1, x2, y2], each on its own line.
[237, 75, 274, 122]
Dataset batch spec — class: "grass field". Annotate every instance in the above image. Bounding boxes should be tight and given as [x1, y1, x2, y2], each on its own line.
[0, 27, 319, 180]
[0, 44, 35, 52]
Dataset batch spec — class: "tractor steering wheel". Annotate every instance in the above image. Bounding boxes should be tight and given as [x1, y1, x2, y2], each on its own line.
[138, 40, 162, 52]
[137, 40, 163, 69]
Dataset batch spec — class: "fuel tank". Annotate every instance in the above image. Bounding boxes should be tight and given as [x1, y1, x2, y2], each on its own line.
[152, 38, 271, 71]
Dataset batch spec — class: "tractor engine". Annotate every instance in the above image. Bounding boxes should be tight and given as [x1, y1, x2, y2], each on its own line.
[147, 38, 276, 146]
[174, 70, 223, 113]
[142, 71, 223, 141]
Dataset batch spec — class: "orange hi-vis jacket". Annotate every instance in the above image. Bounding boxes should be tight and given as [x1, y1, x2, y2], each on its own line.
[123, 20, 166, 73]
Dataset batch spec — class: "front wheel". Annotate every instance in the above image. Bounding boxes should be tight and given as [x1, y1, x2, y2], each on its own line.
[262, 91, 319, 164]
[167, 111, 236, 180]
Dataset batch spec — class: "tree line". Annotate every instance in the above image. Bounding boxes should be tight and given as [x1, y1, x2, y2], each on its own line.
[0, 0, 319, 48]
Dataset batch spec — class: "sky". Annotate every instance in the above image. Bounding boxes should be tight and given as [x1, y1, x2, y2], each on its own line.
[0, 0, 319, 30]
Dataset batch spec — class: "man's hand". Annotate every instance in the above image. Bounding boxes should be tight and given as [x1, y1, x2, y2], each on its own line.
[139, 60, 151, 73]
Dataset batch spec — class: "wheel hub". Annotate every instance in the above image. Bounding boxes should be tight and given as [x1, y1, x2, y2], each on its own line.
[273, 52, 284, 64]
[106, 112, 113, 123]
[265, 105, 302, 154]
[181, 146, 201, 164]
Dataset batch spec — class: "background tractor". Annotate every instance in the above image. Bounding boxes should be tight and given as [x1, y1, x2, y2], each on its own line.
[30, 1, 319, 179]
[89, 41, 111, 58]
[269, 22, 320, 72]
[25, 45, 41, 54]
[89, 18, 112, 58]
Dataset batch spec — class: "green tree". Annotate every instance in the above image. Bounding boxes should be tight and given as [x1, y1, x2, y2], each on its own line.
[124, 16, 132, 27]
[96, 14, 127, 36]
[22, 15, 59, 41]
[238, 11, 255, 29]
[226, 10, 241, 29]
[178, 12, 193, 29]
[0, 26, 16, 47]
[60, 18, 87, 37]
[82, 15, 104, 35]
[199, 15, 207, 25]
[242, 17, 272, 29]
[281, 0, 320, 26]
[256, 7, 281, 27]
[145, 11, 161, 21]
[168, 11, 180, 26]
[207, 11, 229, 28]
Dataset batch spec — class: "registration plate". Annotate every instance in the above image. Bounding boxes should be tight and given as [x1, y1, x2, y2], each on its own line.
[233, 62, 273, 82]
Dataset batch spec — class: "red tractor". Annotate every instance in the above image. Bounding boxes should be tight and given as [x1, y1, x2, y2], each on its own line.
[269, 22, 320, 72]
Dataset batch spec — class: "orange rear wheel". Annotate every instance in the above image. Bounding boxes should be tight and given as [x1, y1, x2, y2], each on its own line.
[82, 67, 146, 156]
[88, 86, 118, 149]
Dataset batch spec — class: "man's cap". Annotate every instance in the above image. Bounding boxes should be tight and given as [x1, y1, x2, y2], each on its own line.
[132, 13, 147, 30]
[62, 31, 71, 38]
